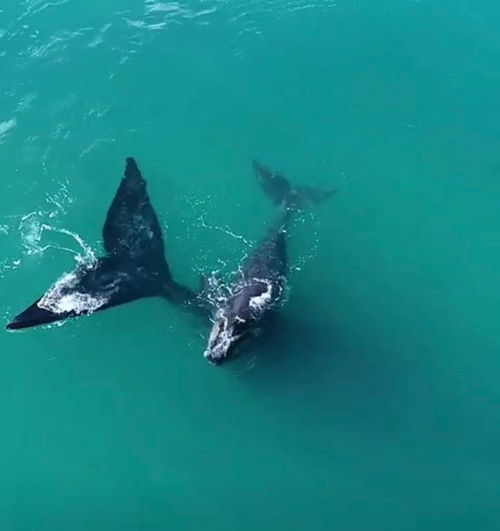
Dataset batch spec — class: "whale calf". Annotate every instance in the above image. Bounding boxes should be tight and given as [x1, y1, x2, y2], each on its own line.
[6, 157, 194, 330]
[203, 161, 333, 365]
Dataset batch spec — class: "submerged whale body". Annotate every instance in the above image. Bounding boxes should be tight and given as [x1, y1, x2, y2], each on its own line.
[6, 157, 193, 330]
[203, 161, 334, 365]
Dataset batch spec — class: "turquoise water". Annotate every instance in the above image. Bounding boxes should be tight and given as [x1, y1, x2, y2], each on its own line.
[1, 0, 500, 528]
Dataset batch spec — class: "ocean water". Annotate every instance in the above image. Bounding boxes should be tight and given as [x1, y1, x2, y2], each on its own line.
[1, 0, 500, 529]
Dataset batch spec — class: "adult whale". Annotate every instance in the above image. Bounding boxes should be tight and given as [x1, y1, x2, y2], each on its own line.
[6, 157, 194, 330]
[203, 161, 333, 365]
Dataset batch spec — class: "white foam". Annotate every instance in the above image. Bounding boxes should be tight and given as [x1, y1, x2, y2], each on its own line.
[205, 310, 241, 362]
[249, 280, 273, 311]
[37, 270, 108, 315]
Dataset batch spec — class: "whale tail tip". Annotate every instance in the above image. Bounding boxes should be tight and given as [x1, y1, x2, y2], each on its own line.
[251, 160, 335, 209]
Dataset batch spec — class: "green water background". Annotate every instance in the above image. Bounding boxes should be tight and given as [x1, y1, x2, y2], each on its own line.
[0, 0, 499, 529]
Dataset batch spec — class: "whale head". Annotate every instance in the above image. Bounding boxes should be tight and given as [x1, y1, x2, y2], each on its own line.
[203, 307, 249, 365]
[203, 280, 274, 365]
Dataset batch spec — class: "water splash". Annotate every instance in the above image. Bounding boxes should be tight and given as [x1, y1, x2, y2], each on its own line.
[37, 268, 108, 315]
[19, 213, 96, 264]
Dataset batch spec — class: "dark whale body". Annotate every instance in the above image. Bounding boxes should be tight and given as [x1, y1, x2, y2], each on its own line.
[203, 161, 333, 365]
[6, 157, 193, 330]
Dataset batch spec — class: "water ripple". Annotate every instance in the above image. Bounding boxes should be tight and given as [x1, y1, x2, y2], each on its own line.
[0, 119, 17, 143]
[17, 0, 73, 20]
[145, 1, 217, 19]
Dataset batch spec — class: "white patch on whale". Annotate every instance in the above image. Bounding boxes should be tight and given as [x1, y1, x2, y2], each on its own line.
[204, 309, 243, 363]
[249, 280, 273, 311]
[37, 271, 109, 315]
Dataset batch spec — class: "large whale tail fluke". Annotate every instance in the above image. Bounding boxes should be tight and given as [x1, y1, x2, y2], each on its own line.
[6, 157, 196, 331]
[252, 160, 335, 210]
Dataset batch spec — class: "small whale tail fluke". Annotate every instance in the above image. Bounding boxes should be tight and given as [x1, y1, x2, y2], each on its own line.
[252, 160, 335, 210]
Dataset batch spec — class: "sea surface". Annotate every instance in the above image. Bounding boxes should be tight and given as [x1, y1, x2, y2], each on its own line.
[1, 0, 499, 529]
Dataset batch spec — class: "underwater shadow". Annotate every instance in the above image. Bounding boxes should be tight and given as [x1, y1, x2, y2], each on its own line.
[229, 308, 433, 434]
